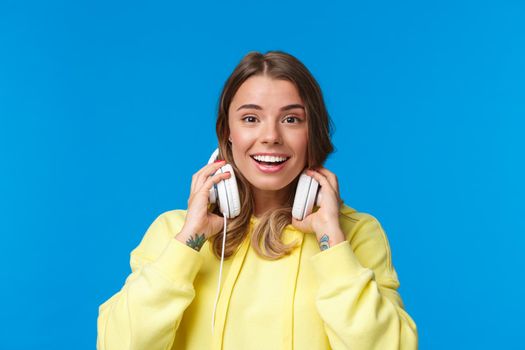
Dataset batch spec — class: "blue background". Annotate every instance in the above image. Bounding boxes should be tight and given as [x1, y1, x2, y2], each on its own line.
[1, 0, 523, 349]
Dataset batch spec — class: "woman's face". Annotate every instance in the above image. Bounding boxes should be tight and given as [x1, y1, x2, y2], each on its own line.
[228, 75, 308, 192]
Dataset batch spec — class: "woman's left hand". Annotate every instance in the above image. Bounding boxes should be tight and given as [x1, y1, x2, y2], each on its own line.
[291, 167, 345, 242]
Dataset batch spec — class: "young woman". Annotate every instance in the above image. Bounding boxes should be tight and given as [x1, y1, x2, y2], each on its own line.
[97, 51, 418, 350]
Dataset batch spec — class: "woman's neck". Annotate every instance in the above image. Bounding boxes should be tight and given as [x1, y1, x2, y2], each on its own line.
[252, 184, 293, 218]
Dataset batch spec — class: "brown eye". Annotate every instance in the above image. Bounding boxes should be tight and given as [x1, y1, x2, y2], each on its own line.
[242, 116, 258, 123]
[283, 115, 301, 123]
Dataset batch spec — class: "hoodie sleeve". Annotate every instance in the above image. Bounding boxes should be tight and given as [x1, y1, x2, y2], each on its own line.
[309, 213, 418, 350]
[96, 211, 204, 350]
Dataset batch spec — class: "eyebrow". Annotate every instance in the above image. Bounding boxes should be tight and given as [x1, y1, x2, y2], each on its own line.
[236, 103, 305, 112]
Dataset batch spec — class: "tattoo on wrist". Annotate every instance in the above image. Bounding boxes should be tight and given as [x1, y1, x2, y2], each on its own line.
[185, 233, 206, 251]
[319, 234, 330, 251]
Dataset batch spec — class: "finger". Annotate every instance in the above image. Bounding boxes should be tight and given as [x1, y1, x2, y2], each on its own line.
[188, 170, 232, 208]
[199, 170, 232, 193]
[307, 169, 343, 209]
[192, 160, 226, 193]
[315, 168, 342, 206]
[316, 167, 339, 193]
[197, 160, 227, 181]
[306, 169, 335, 193]
[291, 216, 314, 234]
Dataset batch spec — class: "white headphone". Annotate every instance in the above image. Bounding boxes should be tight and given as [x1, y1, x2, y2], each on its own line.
[207, 149, 241, 218]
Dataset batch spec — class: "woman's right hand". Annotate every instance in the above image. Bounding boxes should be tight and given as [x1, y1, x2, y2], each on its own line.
[178, 160, 232, 240]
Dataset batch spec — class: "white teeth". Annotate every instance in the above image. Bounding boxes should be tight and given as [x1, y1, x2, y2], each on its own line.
[252, 155, 288, 163]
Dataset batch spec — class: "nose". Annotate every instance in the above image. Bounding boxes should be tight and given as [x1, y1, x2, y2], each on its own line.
[260, 121, 283, 145]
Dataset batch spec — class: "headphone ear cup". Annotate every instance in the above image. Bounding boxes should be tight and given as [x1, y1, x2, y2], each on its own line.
[292, 172, 320, 220]
[206, 148, 240, 218]
[208, 148, 220, 205]
[215, 164, 241, 218]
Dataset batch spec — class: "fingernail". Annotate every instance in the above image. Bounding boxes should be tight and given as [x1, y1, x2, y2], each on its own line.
[214, 160, 225, 163]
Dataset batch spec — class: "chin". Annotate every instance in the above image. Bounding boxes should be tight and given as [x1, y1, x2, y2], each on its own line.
[251, 182, 288, 192]
[247, 175, 297, 192]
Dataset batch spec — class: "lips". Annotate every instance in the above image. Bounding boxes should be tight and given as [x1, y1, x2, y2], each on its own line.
[250, 154, 290, 165]
[250, 155, 289, 173]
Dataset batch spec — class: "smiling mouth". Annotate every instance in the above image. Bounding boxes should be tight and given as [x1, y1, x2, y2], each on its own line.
[250, 155, 290, 166]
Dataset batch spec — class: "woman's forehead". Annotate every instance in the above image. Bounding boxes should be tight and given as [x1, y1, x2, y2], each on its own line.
[231, 76, 303, 110]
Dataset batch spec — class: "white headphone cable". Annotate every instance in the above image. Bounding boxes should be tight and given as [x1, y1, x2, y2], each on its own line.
[211, 213, 227, 335]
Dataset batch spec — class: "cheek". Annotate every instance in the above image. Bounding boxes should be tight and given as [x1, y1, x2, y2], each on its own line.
[290, 131, 308, 157]
[229, 130, 254, 163]
[299, 142, 308, 164]
[231, 131, 248, 151]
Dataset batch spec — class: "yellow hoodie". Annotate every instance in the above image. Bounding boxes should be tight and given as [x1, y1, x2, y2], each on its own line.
[97, 204, 418, 349]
